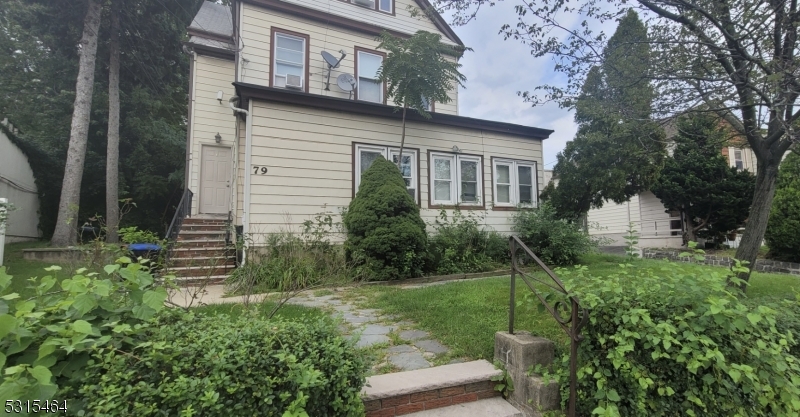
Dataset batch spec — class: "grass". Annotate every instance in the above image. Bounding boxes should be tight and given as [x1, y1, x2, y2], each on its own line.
[193, 301, 327, 321]
[354, 252, 799, 363]
[2, 241, 64, 297]
[705, 245, 770, 259]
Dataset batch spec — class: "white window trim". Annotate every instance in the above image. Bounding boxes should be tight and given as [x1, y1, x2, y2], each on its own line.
[378, 0, 393, 13]
[356, 50, 384, 103]
[492, 159, 538, 207]
[355, 144, 418, 203]
[430, 153, 482, 206]
[273, 32, 306, 89]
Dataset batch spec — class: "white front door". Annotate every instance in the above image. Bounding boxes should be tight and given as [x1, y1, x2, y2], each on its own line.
[200, 145, 231, 214]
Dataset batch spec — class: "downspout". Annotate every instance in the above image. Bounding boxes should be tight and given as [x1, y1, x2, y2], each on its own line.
[229, 95, 251, 266]
[185, 49, 197, 193]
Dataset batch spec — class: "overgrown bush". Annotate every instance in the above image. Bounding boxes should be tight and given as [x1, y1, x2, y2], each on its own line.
[426, 208, 508, 274]
[76, 314, 367, 416]
[344, 156, 427, 280]
[512, 202, 597, 265]
[119, 226, 162, 244]
[530, 252, 800, 416]
[765, 151, 800, 262]
[226, 213, 355, 294]
[0, 260, 168, 405]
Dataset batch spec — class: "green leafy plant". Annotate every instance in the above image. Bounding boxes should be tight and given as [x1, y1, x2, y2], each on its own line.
[623, 222, 639, 262]
[118, 226, 162, 244]
[0, 259, 169, 405]
[532, 261, 800, 416]
[491, 360, 515, 399]
[75, 314, 368, 416]
[426, 208, 508, 274]
[765, 151, 800, 263]
[343, 156, 427, 281]
[512, 202, 597, 265]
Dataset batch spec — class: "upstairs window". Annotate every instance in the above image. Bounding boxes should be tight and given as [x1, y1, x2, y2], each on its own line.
[356, 49, 384, 103]
[342, 0, 393, 14]
[493, 159, 537, 207]
[734, 148, 744, 170]
[271, 29, 308, 92]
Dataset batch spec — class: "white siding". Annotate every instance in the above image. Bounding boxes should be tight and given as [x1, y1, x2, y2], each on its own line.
[586, 195, 641, 245]
[188, 55, 238, 215]
[241, 101, 543, 244]
[0, 127, 39, 242]
[239, 3, 459, 115]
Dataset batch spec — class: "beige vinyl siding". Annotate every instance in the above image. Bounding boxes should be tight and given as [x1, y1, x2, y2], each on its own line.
[240, 3, 459, 115]
[282, 0, 457, 45]
[189, 55, 237, 216]
[243, 100, 542, 244]
[587, 195, 641, 238]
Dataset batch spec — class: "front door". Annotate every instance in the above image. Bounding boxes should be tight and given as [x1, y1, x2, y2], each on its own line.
[200, 145, 231, 214]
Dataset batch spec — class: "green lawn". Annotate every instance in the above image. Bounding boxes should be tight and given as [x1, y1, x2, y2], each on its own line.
[354, 252, 799, 362]
[193, 301, 327, 321]
[1, 241, 65, 298]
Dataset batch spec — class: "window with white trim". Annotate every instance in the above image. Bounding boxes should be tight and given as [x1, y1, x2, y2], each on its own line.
[357, 51, 383, 103]
[431, 153, 482, 206]
[734, 148, 744, 170]
[493, 159, 537, 207]
[355, 144, 417, 202]
[273, 32, 306, 89]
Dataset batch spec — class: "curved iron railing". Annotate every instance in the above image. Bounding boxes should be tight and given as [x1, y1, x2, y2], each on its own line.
[509, 235, 589, 417]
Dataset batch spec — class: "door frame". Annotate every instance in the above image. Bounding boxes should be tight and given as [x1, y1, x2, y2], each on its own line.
[199, 143, 234, 215]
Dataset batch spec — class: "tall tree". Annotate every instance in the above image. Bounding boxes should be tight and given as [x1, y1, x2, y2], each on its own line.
[106, 3, 120, 243]
[542, 11, 665, 220]
[376, 31, 467, 169]
[651, 113, 756, 244]
[433, 0, 800, 288]
[50, 0, 103, 247]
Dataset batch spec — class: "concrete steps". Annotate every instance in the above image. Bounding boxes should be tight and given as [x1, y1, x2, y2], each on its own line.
[362, 360, 514, 417]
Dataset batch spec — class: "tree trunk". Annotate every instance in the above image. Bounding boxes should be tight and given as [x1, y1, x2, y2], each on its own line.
[682, 209, 696, 245]
[397, 105, 407, 170]
[733, 159, 781, 292]
[50, 0, 103, 247]
[105, 5, 120, 244]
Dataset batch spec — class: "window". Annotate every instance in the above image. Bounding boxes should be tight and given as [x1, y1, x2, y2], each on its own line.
[430, 153, 482, 206]
[355, 144, 418, 202]
[421, 96, 432, 111]
[356, 49, 384, 103]
[492, 159, 537, 207]
[734, 148, 744, 170]
[341, 0, 393, 14]
[271, 30, 308, 91]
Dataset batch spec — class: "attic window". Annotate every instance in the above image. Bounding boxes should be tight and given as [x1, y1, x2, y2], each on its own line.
[270, 28, 309, 92]
[341, 0, 393, 15]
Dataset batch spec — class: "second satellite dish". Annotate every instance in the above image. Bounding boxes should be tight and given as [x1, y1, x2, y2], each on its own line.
[337, 73, 356, 99]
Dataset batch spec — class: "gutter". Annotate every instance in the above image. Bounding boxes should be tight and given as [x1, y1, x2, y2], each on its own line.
[229, 96, 252, 266]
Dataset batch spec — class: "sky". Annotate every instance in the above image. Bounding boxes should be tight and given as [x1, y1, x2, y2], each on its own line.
[441, 2, 598, 170]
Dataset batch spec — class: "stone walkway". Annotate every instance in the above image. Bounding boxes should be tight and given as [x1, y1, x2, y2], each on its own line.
[288, 291, 457, 374]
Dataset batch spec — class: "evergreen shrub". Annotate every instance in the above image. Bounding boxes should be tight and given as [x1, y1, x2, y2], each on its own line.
[765, 152, 800, 262]
[343, 156, 427, 280]
[77, 314, 367, 416]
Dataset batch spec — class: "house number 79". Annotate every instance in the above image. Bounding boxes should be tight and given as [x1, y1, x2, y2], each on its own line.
[253, 166, 268, 175]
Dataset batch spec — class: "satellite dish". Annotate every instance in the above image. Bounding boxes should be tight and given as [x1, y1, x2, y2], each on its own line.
[321, 51, 340, 68]
[337, 73, 357, 99]
[322, 50, 347, 90]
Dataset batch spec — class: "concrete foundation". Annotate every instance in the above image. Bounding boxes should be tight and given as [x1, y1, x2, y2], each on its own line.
[494, 331, 560, 417]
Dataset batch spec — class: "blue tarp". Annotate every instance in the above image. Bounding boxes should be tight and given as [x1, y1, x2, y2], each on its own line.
[128, 243, 162, 251]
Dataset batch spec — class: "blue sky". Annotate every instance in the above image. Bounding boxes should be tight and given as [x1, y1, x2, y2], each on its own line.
[443, 2, 589, 170]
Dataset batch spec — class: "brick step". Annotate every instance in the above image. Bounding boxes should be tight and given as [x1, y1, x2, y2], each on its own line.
[362, 360, 504, 417]
[177, 231, 226, 241]
[173, 239, 228, 248]
[168, 256, 236, 268]
[180, 223, 228, 232]
[166, 265, 236, 278]
[182, 218, 227, 225]
[402, 397, 521, 417]
[169, 247, 235, 257]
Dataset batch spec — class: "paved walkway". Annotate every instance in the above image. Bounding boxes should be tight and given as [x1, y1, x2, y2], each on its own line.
[169, 284, 458, 374]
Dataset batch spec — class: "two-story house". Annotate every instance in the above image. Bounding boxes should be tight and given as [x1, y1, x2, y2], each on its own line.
[179, 0, 552, 270]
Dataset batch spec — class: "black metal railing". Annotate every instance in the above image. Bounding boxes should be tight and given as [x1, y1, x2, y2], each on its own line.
[164, 189, 193, 263]
[509, 235, 589, 417]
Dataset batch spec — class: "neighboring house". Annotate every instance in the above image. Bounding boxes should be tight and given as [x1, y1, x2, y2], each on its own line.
[586, 122, 757, 248]
[180, 0, 552, 255]
[0, 119, 40, 243]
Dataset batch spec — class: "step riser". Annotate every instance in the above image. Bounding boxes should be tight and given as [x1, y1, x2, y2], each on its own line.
[173, 241, 229, 248]
[177, 234, 226, 241]
[170, 249, 235, 258]
[168, 258, 236, 268]
[181, 224, 228, 232]
[182, 219, 227, 225]
[365, 380, 501, 417]
[167, 266, 236, 278]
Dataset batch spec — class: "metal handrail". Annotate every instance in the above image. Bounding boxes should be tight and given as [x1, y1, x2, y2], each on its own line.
[165, 189, 193, 263]
[509, 235, 589, 417]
